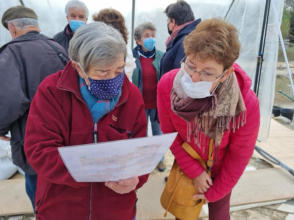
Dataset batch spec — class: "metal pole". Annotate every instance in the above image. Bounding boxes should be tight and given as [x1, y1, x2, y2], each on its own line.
[131, 0, 136, 49]
[279, 30, 294, 96]
[224, 0, 236, 20]
[255, 145, 294, 176]
[19, 0, 25, 6]
[254, 0, 271, 96]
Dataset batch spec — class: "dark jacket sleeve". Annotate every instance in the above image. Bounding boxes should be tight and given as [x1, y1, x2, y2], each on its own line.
[0, 46, 30, 135]
[173, 43, 185, 69]
[160, 40, 185, 75]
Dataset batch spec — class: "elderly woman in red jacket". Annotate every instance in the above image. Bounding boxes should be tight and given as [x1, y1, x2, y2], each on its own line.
[157, 18, 260, 220]
[24, 22, 148, 220]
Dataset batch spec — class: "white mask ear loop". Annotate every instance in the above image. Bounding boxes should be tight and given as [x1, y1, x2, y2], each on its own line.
[210, 70, 227, 95]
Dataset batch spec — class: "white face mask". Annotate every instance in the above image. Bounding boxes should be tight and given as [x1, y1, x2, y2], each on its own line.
[180, 66, 213, 99]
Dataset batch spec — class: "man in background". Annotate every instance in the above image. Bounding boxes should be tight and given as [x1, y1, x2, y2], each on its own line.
[160, 0, 201, 75]
[0, 6, 67, 210]
[54, 0, 88, 52]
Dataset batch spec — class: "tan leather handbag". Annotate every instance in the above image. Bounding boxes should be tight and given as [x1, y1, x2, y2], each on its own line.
[160, 139, 214, 220]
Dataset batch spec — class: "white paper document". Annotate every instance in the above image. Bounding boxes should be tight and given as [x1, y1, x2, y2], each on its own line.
[58, 132, 177, 182]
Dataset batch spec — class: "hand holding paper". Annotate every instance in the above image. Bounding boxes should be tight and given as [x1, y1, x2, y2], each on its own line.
[58, 132, 177, 182]
[105, 176, 139, 194]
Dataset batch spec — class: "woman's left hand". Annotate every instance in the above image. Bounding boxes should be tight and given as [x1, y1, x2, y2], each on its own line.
[105, 176, 139, 194]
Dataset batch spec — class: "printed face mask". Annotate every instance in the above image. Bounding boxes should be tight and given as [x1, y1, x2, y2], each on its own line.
[143, 38, 156, 51]
[69, 20, 85, 32]
[78, 63, 124, 100]
[87, 73, 124, 100]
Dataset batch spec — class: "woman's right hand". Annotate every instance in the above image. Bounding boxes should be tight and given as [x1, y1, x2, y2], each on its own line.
[105, 176, 139, 194]
[192, 171, 213, 194]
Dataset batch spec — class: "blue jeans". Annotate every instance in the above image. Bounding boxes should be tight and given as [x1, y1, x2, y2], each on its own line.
[25, 174, 37, 211]
[145, 109, 162, 136]
[145, 109, 164, 162]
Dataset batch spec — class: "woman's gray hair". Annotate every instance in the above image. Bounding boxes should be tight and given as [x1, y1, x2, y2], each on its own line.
[69, 22, 127, 72]
[8, 18, 39, 29]
[134, 22, 156, 40]
[65, 0, 89, 18]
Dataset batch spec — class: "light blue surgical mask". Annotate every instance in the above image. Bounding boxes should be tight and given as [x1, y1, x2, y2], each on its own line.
[143, 38, 156, 51]
[69, 20, 85, 32]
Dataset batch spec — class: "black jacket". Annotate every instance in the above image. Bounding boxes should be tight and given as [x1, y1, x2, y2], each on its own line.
[0, 31, 68, 174]
[160, 19, 201, 75]
[53, 24, 73, 53]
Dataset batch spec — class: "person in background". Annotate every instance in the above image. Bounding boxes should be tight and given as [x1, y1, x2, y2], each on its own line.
[54, 0, 88, 52]
[132, 22, 166, 172]
[0, 6, 67, 210]
[92, 8, 136, 79]
[160, 0, 201, 75]
[24, 22, 148, 219]
[157, 18, 260, 219]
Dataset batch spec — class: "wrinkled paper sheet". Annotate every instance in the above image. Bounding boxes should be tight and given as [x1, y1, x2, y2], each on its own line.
[58, 132, 177, 182]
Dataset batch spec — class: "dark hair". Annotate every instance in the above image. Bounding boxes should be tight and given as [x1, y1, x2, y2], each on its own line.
[164, 0, 194, 25]
[93, 8, 128, 44]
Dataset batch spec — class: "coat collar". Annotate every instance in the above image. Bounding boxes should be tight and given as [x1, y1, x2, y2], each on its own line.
[0, 31, 44, 52]
[167, 18, 201, 49]
[132, 45, 161, 60]
[56, 62, 130, 106]
[64, 24, 74, 38]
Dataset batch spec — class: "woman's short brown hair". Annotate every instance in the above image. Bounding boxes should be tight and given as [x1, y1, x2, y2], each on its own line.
[183, 18, 240, 69]
[93, 8, 128, 44]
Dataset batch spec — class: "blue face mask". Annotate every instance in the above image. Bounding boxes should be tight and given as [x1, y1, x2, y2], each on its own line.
[88, 72, 125, 100]
[69, 20, 85, 32]
[143, 38, 156, 51]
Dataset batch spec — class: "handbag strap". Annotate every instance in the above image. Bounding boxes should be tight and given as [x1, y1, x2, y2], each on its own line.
[182, 139, 214, 173]
[42, 39, 69, 65]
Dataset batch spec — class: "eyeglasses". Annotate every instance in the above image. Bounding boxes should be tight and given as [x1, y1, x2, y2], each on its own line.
[181, 57, 225, 81]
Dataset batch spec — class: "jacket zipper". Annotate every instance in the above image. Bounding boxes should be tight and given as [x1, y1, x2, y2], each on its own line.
[89, 122, 98, 220]
[93, 123, 98, 144]
[89, 183, 93, 220]
[58, 87, 127, 219]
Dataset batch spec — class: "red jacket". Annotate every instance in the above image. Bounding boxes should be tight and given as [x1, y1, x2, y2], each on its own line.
[157, 63, 260, 202]
[24, 62, 148, 220]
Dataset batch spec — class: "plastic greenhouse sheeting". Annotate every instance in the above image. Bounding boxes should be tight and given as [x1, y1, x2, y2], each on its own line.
[0, 0, 285, 141]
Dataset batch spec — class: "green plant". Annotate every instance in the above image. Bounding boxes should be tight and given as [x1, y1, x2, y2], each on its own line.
[281, 8, 291, 38]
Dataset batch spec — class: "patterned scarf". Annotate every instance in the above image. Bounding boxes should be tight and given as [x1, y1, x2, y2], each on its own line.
[165, 20, 193, 46]
[171, 68, 246, 152]
[137, 45, 155, 58]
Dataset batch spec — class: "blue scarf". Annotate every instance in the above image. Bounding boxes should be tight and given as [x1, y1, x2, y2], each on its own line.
[79, 77, 121, 122]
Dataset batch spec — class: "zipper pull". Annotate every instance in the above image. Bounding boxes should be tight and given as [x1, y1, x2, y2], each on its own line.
[93, 123, 98, 143]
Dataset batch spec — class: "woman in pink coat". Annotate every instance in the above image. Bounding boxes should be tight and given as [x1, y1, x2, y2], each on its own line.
[157, 18, 260, 220]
